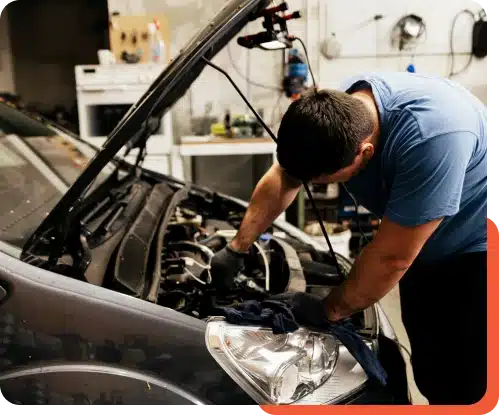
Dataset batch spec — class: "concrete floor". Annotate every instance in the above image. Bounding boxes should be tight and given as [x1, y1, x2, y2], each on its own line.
[379, 285, 429, 405]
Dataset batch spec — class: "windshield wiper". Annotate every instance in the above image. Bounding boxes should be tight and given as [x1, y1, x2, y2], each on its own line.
[111, 115, 162, 180]
[124, 115, 161, 156]
[80, 178, 136, 237]
[72, 177, 140, 275]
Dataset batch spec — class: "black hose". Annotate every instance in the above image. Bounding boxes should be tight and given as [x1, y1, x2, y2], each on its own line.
[199, 234, 227, 251]
[202, 42, 345, 280]
[449, 10, 475, 78]
[341, 182, 369, 248]
[292, 36, 317, 90]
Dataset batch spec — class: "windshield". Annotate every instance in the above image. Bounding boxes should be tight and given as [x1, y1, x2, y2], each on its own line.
[0, 103, 114, 248]
[21, 0, 271, 259]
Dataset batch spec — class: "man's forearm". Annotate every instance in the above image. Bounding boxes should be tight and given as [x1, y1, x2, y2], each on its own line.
[324, 242, 411, 321]
[231, 164, 301, 252]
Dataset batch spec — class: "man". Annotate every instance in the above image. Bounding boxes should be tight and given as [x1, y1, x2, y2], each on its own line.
[210, 72, 487, 405]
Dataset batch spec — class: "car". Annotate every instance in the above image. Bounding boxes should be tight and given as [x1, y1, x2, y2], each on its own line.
[0, 0, 410, 405]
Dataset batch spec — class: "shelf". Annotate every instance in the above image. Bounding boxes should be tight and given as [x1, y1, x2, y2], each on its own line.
[179, 136, 276, 157]
[82, 135, 172, 155]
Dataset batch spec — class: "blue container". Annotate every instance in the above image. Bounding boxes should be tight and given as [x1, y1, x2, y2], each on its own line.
[288, 48, 308, 79]
[289, 62, 308, 78]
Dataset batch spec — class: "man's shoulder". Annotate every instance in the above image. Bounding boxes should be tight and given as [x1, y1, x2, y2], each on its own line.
[340, 72, 453, 129]
[340, 71, 441, 92]
[382, 109, 478, 167]
[401, 105, 482, 143]
[340, 72, 484, 147]
[364, 74, 485, 140]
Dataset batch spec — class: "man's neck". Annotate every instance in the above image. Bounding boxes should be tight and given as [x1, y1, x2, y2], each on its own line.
[351, 89, 381, 147]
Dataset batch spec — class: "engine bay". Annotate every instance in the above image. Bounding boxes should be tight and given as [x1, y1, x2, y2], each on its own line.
[17, 0, 368, 332]
[103, 180, 348, 320]
[23, 173, 372, 332]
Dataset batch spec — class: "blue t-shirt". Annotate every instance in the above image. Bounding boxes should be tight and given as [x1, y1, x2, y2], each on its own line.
[340, 72, 487, 263]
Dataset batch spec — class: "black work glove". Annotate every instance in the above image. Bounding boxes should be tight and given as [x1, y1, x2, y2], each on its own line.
[209, 244, 247, 290]
[267, 292, 331, 330]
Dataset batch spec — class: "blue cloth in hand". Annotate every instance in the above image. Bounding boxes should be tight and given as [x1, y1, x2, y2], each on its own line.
[214, 298, 387, 386]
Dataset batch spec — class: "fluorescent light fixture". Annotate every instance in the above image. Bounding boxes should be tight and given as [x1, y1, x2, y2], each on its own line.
[258, 40, 289, 50]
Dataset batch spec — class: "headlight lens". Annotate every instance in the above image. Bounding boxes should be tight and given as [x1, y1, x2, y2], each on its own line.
[206, 318, 370, 404]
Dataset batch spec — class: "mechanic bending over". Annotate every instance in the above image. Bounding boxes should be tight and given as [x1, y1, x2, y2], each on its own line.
[210, 72, 487, 405]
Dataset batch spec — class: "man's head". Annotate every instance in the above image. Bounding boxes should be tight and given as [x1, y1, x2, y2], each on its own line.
[276, 88, 376, 183]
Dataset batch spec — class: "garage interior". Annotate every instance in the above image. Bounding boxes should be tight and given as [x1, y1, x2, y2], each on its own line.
[0, 0, 487, 406]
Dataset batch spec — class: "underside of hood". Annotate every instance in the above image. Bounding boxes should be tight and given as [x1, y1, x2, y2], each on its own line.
[22, 0, 271, 258]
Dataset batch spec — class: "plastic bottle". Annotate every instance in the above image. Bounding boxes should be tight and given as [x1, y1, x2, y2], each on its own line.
[148, 19, 166, 64]
[285, 49, 308, 98]
[154, 19, 166, 63]
[147, 22, 156, 63]
[224, 110, 232, 138]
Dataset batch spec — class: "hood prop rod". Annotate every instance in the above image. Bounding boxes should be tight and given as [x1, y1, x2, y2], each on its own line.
[201, 56, 344, 280]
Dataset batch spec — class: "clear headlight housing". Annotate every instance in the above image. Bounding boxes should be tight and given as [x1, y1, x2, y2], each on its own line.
[206, 318, 371, 404]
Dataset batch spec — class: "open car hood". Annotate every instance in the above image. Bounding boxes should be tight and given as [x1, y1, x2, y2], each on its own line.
[22, 0, 271, 255]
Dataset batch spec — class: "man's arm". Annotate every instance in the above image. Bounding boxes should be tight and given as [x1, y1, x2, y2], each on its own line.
[231, 163, 301, 252]
[324, 216, 442, 321]
[324, 125, 476, 320]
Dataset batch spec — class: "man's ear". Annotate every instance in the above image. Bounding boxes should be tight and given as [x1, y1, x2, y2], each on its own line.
[359, 142, 375, 161]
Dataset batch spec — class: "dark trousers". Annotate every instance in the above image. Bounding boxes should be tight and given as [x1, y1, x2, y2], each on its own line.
[399, 251, 487, 405]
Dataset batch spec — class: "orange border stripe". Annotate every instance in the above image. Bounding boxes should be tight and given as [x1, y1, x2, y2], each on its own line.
[261, 218, 499, 414]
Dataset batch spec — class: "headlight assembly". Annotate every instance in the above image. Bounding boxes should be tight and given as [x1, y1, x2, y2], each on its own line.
[206, 318, 370, 405]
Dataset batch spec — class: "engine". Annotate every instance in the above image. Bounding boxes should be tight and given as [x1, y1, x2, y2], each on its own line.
[151, 203, 345, 320]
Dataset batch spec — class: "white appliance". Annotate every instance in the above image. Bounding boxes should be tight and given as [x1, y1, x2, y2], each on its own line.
[75, 64, 173, 175]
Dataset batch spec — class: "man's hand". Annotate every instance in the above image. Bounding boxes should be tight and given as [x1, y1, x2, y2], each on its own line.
[209, 243, 247, 290]
[269, 292, 332, 329]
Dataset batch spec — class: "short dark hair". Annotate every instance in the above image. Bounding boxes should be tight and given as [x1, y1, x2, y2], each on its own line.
[276, 89, 374, 181]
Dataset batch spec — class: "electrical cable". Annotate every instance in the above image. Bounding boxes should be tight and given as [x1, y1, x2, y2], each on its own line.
[253, 240, 271, 291]
[395, 340, 412, 361]
[227, 43, 283, 91]
[283, 37, 347, 275]
[184, 256, 211, 270]
[269, 51, 287, 127]
[341, 183, 369, 248]
[202, 56, 345, 280]
[449, 9, 475, 78]
[290, 36, 370, 251]
[291, 36, 317, 89]
[184, 267, 208, 285]
[269, 93, 284, 128]
[210, 229, 270, 291]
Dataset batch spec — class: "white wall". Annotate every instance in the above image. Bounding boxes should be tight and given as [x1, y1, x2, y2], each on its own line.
[108, 0, 487, 139]
[0, 8, 15, 93]
[108, 0, 487, 199]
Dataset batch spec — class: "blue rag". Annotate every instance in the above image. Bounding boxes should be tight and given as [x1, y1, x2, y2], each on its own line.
[214, 299, 387, 386]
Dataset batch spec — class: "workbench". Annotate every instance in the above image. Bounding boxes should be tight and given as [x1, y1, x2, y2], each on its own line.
[171, 135, 277, 180]
[170, 135, 283, 219]
[178, 135, 276, 156]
